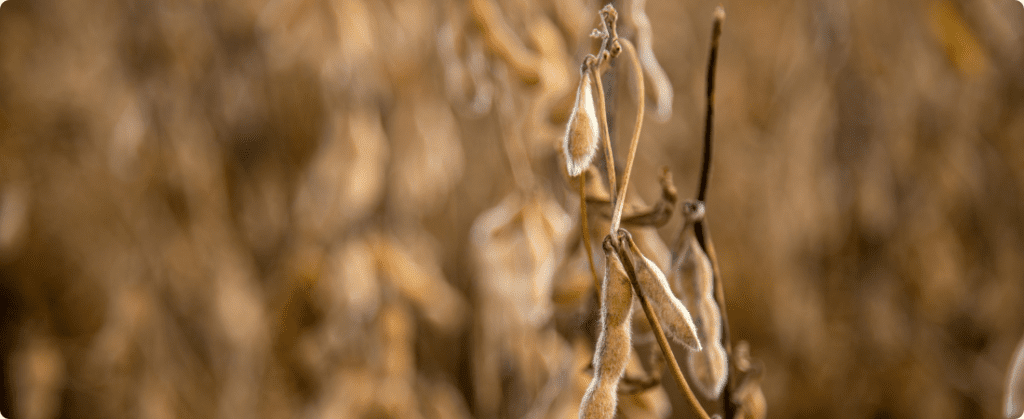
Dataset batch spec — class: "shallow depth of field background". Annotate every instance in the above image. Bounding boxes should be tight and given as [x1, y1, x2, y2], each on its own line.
[1, 0, 1024, 418]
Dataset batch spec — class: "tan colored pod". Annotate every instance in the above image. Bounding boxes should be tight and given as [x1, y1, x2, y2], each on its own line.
[563, 69, 601, 177]
[673, 200, 728, 399]
[620, 230, 701, 351]
[579, 238, 634, 419]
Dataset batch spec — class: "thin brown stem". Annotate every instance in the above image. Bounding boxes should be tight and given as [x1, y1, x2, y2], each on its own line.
[693, 6, 733, 417]
[579, 172, 600, 293]
[609, 39, 645, 235]
[591, 63, 617, 212]
[613, 233, 712, 419]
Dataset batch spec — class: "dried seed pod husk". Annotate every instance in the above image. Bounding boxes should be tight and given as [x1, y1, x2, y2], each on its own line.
[371, 233, 467, 334]
[626, 229, 671, 344]
[471, 189, 572, 418]
[294, 106, 389, 238]
[730, 341, 766, 419]
[418, 376, 474, 419]
[620, 230, 701, 350]
[630, 0, 673, 122]
[673, 200, 728, 399]
[469, 0, 541, 82]
[732, 376, 766, 419]
[579, 238, 634, 419]
[0, 180, 29, 258]
[392, 97, 464, 214]
[563, 69, 600, 177]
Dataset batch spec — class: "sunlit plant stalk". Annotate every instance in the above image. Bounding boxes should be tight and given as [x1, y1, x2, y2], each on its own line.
[568, 5, 717, 419]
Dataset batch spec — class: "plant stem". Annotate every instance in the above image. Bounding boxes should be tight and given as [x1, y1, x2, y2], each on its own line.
[697, 6, 724, 203]
[609, 39, 645, 236]
[694, 6, 734, 418]
[614, 235, 712, 419]
[591, 64, 618, 214]
[579, 172, 600, 293]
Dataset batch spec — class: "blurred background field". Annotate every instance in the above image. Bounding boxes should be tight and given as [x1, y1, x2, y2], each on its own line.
[2, 0, 1024, 418]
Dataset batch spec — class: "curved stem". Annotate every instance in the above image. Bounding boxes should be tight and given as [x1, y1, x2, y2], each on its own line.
[609, 39, 645, 235]
[591, 64, 617, 212]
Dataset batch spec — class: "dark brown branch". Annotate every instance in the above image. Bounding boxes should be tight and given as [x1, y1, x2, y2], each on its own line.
[694, 7, 734, 418]
[697, 6, 724, 203]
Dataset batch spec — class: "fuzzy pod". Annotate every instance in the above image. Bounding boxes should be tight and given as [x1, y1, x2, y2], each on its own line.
[687, 314, 728, 400]
[732, 375, 767, 419]
[563, 70, 601, 177]
[673, 200, 728, 399]
[620, 230, 701, 350]
[579, 239, 634, 419]
[732, 341, 767, 419]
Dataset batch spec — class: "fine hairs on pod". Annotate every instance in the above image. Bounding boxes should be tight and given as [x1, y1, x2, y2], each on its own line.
[563, 60, 600, 177]
[674, 200, 728, 399]
[620, 229, 701, 351]
[579, 238, 634, 419]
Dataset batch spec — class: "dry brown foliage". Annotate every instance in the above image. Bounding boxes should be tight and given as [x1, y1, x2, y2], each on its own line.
[2, 0, 1024, 418]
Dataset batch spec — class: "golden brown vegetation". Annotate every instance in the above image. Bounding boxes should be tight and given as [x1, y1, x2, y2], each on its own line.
[1, 0, 1023, 418]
